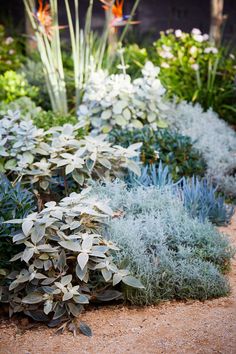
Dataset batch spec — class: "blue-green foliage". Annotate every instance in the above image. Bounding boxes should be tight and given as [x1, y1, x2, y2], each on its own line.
[182, 177, 234, 226]
[92, 183, 233, 304]
[127, 161, 174, 188]
[128, 162, 234, 226]
[0, 175, 35, 268]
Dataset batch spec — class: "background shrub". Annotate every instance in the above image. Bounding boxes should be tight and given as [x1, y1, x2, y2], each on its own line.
[165, 100, 236, 198]
[0, 25, 23, 74]
[151, 29, 236, 124]
[109, 126, 206, 181]
[0, 71, 38, 103]
[91, 182, 233, 305]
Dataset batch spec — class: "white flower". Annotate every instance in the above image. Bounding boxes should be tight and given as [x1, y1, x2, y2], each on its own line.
[162, 45, 172, 52]
[191, 63, 199, 71]
[204, 47, 218, 54]
[175, 29, 183, 38]
[142, 61, 160, 77]
[193, 34, 204, 42]
[161, 62, 170, 68]
[5, 37, 14, 45]
[192, 28, 201, 35]
[159, 50, 174, 59]
[9, 49, 15, 55]
[229, 54, 235, 60]
[203, 34, 209, 41]
[189, 46, 198, 55]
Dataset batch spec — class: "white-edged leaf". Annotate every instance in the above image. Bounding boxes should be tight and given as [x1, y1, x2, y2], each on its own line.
[77, 252, 89, 270]
[22, 220, 34, 237]
[122, 275, 145, 289]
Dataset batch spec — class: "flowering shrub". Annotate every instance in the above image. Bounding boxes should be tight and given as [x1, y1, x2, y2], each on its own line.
[0, 188, 143, 325]
[0, 25, 22, 74]
[78, 62, 167, 133]
[0, 71, 38, 104]
[152, 29, 236, 124]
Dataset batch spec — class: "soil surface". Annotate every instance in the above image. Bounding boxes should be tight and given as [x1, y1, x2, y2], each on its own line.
[0, 216, 236, 354]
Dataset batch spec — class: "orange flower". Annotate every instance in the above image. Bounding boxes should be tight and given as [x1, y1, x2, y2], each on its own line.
[35, 0, 53, 37]
[100, 0, 139, 27]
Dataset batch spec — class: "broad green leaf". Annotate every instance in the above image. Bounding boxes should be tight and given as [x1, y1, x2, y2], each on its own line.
[101, 268, 112, 282]
[122, 275, 145, 289]
[73, 294, 89, 304]
[79, 322, 92, 337]
[22, 220, 34, 237]
[77, 252, 89, 270]
[61, 274, 72, 286]
[59, 241, 81, 252]
[22, 292, 44, 304]
[95, 290, 122, 302]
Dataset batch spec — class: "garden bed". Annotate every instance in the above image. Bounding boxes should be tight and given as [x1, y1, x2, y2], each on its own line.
[0, 214, 235, 354]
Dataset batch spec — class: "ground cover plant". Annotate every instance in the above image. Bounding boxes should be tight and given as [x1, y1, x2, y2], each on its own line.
[92, 182, 234, 305]
[127, 163, 234, 227]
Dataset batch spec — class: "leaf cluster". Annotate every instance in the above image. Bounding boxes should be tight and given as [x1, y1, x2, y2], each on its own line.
[109, 126, 206, 181]
[0, 188, 143, 323]
[0, 175, 35, 270]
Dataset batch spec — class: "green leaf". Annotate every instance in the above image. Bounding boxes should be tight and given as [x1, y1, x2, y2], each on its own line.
[77, 252, 89, 270]
[95, 290, 123, 302]
[72, 170, 85, 185]
[22, 220, 34, 237]
[122, 275, 145, 289]
[79, 322, 92, 337]
[61, 274, 72, 286]
[67, 303, 83, 317]
[59, 241, 81, 252]
[73, 294, 89, 304]
[22, 292, 44, 304]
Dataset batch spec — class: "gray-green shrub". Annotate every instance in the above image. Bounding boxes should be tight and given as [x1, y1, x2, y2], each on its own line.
[91, 182, 233, 305]
[166, 101, 236, 198]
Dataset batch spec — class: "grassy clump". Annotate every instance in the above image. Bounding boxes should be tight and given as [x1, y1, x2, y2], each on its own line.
[92, 182, 233, 305]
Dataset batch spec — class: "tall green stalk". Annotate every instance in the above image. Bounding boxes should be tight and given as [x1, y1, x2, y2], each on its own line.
[24, 0, 140, 114]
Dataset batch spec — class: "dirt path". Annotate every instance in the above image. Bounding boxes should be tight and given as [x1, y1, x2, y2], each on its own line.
[0, 216, 236, 354]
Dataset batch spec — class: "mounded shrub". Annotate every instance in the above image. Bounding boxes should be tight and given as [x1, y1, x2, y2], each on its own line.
[91, 182, 233, 305]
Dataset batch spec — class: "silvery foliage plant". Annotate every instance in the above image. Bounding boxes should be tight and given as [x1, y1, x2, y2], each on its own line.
[78, 62, 167, 133]
[165, 101, 236, 198]
[27, 124, 141, 191]
[0, 111, 141, 191]
[0, 187, 143, 322]
[0, 110, 44, 171]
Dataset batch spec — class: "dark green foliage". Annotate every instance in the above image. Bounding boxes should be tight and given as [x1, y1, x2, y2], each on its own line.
[0, 25, 23, 74]
[109, 126, 207, 181]
[0, 175, 35, 269]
